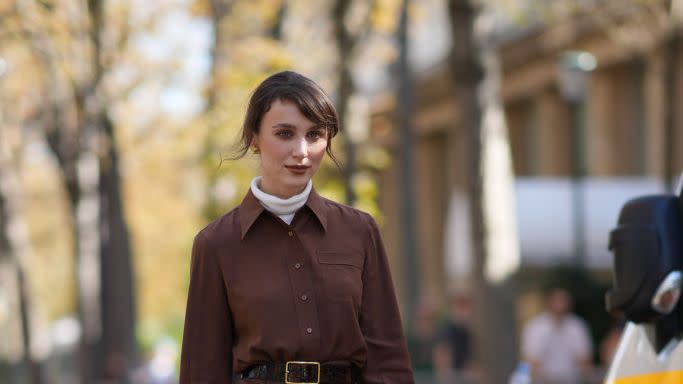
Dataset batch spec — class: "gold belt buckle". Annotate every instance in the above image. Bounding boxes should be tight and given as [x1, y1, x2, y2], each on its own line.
[285, 361, 321, 384]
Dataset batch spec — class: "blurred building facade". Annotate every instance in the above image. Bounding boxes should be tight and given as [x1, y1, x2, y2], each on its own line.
[369, 4, 683, 308]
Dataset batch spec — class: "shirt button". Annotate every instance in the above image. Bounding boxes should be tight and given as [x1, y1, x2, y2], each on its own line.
[306, 327, 313, 334]
[288, 230, 294, 237]
[300, 294, 308, 301]
[294, 263, 302, 269]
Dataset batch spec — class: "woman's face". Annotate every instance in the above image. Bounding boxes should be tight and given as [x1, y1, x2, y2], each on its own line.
[252, 99, 328, 198]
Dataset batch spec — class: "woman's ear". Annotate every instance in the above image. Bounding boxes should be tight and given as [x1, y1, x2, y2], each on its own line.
[250, 137, 260, 154]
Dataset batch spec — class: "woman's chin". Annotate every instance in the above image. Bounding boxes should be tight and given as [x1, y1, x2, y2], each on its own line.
[284, 171, 311, 182]
[285, 179, 309, 191]
[265, 176, 309, 197]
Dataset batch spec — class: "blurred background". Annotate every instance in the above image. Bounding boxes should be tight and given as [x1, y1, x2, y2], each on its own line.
[1, 0, 682, 383]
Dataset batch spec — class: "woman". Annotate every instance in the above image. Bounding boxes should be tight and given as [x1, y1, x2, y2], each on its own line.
[179, 71, 414, 384]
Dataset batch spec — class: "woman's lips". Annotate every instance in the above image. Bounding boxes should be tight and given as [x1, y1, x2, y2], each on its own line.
[285, 165, 310, 174]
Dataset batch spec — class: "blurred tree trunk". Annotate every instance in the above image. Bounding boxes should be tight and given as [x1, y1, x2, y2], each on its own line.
[333, 0, 357, 204]
[19, 10, 99, 374]
[14, 0, 139, 380]
[202, 0, 232, 220]
[395, 0, 419, 331]
[207, 0, 232, 110]
[331, 0, 374, 205]
[44, 79, 102, 383]
[270, 0, 287, 40]
[84, 1, 138, 380]
[43, 79, 103, 383]
[447, 1, 519, 383]
[97, 112, 138, 381]
[0, 127, 44, 384]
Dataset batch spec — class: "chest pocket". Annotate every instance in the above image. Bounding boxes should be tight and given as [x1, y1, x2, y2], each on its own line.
[316, 250, 364, 304]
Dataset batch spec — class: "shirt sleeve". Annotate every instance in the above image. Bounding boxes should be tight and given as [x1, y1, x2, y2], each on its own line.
[359, 214, 415, 384]
[179, 232, 233, 384]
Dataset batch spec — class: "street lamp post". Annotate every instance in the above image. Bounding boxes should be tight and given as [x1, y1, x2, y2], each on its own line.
[557, 51, 597, 268]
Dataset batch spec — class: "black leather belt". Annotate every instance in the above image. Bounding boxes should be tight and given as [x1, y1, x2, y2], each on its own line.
[234, 361, 359, 383]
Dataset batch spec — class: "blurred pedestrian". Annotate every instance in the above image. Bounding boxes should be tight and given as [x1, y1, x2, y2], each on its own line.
[432, 342, 457, 384]
[432, 341, 478, 384]
[441, 293, 474, 374]
[179, 71, 414, 383]
[408, 296, 439, 372]
[521, 288, 592, 384]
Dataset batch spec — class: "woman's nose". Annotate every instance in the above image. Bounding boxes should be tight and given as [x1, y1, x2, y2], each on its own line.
[292, 138, 308, 158]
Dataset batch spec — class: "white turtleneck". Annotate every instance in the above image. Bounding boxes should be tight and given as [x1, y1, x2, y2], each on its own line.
[250, 176, 312, 225]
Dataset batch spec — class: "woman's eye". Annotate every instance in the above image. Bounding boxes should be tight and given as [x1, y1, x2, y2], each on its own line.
[276, 130, 293, 138]
[306, 130, 322, 140]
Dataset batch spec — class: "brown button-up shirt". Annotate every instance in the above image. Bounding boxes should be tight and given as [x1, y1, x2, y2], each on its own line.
[179, 188, 414, 384]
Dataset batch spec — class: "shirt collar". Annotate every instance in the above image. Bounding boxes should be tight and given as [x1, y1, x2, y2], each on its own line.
[238, 187, 328, 239]
[304, 188, 328, 232]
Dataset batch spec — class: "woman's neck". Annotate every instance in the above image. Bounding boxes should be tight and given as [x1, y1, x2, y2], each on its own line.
[259, 177, 306, 199]
[250, 177, 312, 219]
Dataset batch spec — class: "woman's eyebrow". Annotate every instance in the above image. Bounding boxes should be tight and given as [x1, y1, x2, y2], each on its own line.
[271, 123, 297, 129]
[271, 123, 319, 130]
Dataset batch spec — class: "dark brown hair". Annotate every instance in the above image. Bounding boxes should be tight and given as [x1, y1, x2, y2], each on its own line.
[231, 71, 341, 167]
